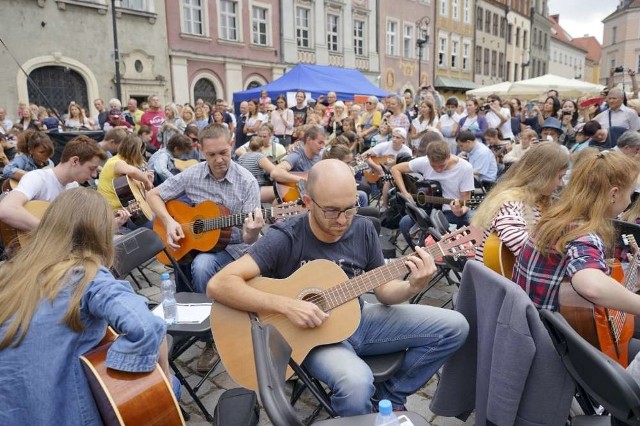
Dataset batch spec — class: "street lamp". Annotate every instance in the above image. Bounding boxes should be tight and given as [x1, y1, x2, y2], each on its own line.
[111, 0, 122, 101]
[416, 17, 430, 88]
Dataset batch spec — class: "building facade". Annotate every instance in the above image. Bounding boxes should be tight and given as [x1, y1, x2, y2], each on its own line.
[166, 0, 285, 106]
[433, 0, 477, 98]
[377, 0, 434, 95]
[0, 0, 171, 119]
[474, 0, 507, 86]
[528, 0, 551, 78]
[600, 0, 640, 87]
[572, 36, 602, 85]
[503, 0, 531, 81]
[548, 15, 586, 80]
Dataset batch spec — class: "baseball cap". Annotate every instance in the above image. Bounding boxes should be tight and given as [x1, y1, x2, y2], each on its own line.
[392, 127, 407, 139]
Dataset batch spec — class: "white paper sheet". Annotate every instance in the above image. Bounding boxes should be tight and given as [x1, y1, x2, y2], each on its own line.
[152, 302, 211, 324]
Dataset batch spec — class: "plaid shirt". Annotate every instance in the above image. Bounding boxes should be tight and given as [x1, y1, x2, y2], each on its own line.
[157, 160, 260, 260]
[512, 232, 609, 311]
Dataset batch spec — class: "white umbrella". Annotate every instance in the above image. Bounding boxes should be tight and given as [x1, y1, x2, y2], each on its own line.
[507, 74, 604, 98]
[466, 81, 513, 97]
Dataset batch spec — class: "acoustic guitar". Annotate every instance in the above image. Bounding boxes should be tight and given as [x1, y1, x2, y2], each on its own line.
[113, 175, 153, 226]
[173, 159, 199, 172]
[363, 155, 396, 183]
[482, 232, 516, 278]
[153, 200, 307, 264]
[273, 172, 308, 203]
[211, 225, 482, 390]
[80, 328, 185, 426]
[402, 175, 484, 210]
[558, 235, 637, 367]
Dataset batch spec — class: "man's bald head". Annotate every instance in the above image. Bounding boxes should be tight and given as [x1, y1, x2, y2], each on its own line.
[306, 159, 356, 198]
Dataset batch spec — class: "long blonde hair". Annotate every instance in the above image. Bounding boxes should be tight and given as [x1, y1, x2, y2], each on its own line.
[0, 188, 114, 349]
[535, 149, 639, 255]
[621, 197, 640, 223]
[117, 133, 146, 167]
[472, 142, 570, 229]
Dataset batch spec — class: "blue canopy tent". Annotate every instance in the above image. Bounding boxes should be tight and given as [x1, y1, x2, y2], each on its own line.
[232, 64, 388, 106]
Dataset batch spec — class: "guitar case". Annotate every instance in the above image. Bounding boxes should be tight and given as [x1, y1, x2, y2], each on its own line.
[213, 387, 259, 426]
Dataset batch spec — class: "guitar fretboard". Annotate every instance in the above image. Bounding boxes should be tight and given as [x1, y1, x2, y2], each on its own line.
[197, 208, 279, 232]
[608, 236, 640, 340]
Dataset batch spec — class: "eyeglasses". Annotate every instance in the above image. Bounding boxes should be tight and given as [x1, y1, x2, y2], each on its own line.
[309, 196, 358, 219]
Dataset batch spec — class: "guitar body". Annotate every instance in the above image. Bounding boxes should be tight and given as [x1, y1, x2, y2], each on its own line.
[274, 172, 308, 203]
[153, 200, 232, 264]
[558, 261, 633, 367]
[0, 200, 50, 250]
[211, 260, 361, 391]
[482, 233, 516, 278]
[174, 159, 199, 172]
[80, 329, 184, 426]
[363, 155, 395, 183]
[113, 175, 153, 226]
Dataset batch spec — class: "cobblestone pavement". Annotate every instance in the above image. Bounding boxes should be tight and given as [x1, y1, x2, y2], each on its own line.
[135, 228, 475, 425]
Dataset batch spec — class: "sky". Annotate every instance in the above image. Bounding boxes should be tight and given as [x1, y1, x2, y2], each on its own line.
[548, 0, 618, 43]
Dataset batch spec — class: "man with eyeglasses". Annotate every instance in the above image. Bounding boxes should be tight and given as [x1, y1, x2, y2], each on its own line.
[209, 159, 469, 417]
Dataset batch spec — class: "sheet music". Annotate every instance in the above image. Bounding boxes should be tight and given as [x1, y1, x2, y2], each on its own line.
[152, 303, 211, 324]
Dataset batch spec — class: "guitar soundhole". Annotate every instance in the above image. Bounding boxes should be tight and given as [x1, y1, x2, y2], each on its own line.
[300, 289, 328, 312]
[193, 219, 205, 234]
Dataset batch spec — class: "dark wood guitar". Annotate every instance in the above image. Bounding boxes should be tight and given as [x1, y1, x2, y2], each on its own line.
[482, 232, 516, 278]
[402, 174, 484, 210]
[113, 175, 153, 226]
[211, 226, 482, 390]
[153, 200, 307, 264]
[80, 328, 185, 426]
[559, 235, 637, 367]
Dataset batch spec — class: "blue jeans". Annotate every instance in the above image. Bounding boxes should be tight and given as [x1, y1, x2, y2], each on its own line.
[302, 303, 468, 416]
[191, 250, 235, 294]
[399, 210, 470, 247]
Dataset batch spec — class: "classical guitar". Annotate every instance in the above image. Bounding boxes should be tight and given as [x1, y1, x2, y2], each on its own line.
[273, 172, 308, 203]
[558, 235, 637, 367]
[482, 232, 516, 278]
[153, 200, 307, 264]
[174, 158, 199, 172]
[363, 154, 396, 183]
[402, 175, 484, 210]
[80, 328, 185, 426]
[113, 175, 153, 226]
[211, 226, 482, 390]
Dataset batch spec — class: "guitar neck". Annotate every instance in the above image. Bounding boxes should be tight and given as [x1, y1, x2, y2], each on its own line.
[322, 244, 444, 310]
[199, 207, 280, 232]
[623, 254, 640, 292]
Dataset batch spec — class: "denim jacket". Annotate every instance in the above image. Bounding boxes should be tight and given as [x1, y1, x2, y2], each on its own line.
[0, 267, 166, 425]
[2, 154, 54, 180]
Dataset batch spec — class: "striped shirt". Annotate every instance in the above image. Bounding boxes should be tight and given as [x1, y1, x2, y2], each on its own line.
[156, 160, 260, 260]
[237, 152, 269, 186]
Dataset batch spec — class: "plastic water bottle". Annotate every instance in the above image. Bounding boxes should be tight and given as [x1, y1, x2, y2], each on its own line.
[160, 273, 177, 325]
[374, 400, 400, 426]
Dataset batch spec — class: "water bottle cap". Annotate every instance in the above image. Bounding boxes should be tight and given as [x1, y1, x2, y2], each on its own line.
[378, 399, 392, 414]
[160, 273, 170, 280]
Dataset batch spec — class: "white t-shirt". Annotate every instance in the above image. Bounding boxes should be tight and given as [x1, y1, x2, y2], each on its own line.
[370, 141, 412, 158]
[485, 107, 514, 139]
[411, 116, 440, 149]
[407, 156, 475, 211]
[15, 169, 79, 202]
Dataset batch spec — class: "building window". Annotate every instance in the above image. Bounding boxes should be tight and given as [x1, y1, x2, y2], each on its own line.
[251, 5, 268, 46]
[296, 7, 311, 48]
[182, 0, 203, 35]
[484, 10, 491, 33]
[499, 52, 504, 78]
[477, 7, 483, 29]
[492, 13, 498, 36]
[452, 0, 459, 19]
[120, 0, 153, 11]
[532, 28, 537, 48]
[451, 39, 459, 68]
[544, 33, 548, 49]
[636, 55, 640, 73]
[327, 14, 340, 52]
[507, 61, 511, 80]
[491, 50, 497, 77]
[612, 26, 617, 44]
[475, 46, 482, 73]
[507, 24, 513, 44]
[440, 0, 447, 16]
[220, 0, 238, 41]
[354, 19, 365, 56]
[439, 35, 448, 67]
[522, 30, 527, 48]
[386, 20, 397, 56]
[483, 47, 490, 75]
[463, 0, 471, 23]
[463, 40, 470, 71]
[516, 27, 521, 48]
[193, 78, 216, 103]
[403, 24, 414, 59]
[514, 63, 519, 80]
[553, 51, 557, 62]
[499, 18, 505, 38]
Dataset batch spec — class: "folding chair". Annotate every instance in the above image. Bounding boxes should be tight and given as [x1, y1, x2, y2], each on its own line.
[251, 321, 429, 426]
[540, 309, 640, 425]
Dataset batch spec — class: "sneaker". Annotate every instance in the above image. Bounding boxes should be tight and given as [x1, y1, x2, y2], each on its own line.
[196, 343, 220, 373]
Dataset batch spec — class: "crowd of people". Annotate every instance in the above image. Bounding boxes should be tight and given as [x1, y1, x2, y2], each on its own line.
[3, 76, 640, 424]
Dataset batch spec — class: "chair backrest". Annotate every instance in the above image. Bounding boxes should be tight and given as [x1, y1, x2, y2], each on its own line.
[613, 219, 640, 250]
[430, 209, 449, 235]
[539, 309, 640, 425]
[251, 322, 304, 426]
[111, 228, 167, 279]
[404, 200, 433, 232]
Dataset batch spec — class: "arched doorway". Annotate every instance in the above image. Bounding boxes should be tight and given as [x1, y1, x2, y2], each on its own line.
[28, 66, 88, 116]
[246, 81, 262, 90]
[193, 78, 217, 104]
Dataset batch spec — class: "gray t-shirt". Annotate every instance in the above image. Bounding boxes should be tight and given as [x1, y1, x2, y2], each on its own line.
[248, 214, 384, 280]
[283, 148, 321, 173]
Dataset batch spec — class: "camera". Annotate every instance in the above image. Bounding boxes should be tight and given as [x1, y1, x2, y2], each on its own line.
[614, 65, 625, 73]
[562, 110, 572, 116]
[479, 103, 491, 112]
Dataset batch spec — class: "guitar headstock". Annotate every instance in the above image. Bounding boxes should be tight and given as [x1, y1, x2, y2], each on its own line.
[272, 202, 307, 219]
[622, 234, 639, 255]
[465, 195, 485, 210]
[435, 226, 483, 258]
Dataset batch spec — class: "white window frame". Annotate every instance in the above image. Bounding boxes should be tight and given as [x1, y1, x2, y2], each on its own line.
[463, 0, 471, 23]
[403, 23, 414, 59]
[295, 6, 311, 49]
[451, 37, 459, 69]
[219, 0, 240, 41]
[452, 0, 459, 20]
[439, 0, 448, 16]
[438, 33, 448, 68]
[386, 19, 398, 56]
[462, 39, 471, 71]
[354, 19, 366, 56]
[326, 13, 340, 52]
[119, 0, 154, 12]
[181, 0, 207, 36]
[251, 3, 270, 46]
